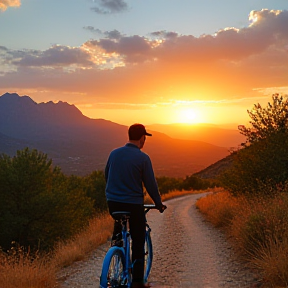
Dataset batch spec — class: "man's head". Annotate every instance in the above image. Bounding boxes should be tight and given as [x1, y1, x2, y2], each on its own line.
[128, 124, 152, 149]
[128, 123, 152, 140]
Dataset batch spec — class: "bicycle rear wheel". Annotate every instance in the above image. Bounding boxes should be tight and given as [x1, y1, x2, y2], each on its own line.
[144, 231, 153, 282]
[100, 247, 126, 288]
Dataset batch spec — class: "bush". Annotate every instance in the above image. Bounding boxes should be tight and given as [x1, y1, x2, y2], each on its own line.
[83, 171, 107, 212]
[182, 175, 213, 191]
[221, 94, 288, 196]
[0, 148, 94, 251]
[156, 176, 182, 194]
[221, 131, 288, 196]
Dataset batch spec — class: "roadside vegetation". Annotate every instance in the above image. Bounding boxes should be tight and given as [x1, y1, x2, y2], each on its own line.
[197, 190, 288, 287]
[197, 94, 288, 287]
[0, 214, 113, 288]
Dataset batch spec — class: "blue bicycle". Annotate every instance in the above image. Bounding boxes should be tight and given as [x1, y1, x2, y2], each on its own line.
[99, 204, 160, 288]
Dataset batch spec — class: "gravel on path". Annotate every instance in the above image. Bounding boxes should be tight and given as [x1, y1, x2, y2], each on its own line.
[57, 193, 261, 288]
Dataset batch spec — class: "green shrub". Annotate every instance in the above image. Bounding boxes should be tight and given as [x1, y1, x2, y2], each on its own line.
[0, 148, 94, 251]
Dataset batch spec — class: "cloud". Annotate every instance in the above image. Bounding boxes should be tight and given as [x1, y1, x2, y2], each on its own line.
[150, 31, 179, 39]
[84, 27, 123, 40]
[83, 26, 103, 35]
[83, 9, 288, 66]
[0, 9, 287, 107]
[91, 0, 128, 14]
[0, 0, 20, 11]
[87, 35, 153, 63]
[11, 45, 95, 68]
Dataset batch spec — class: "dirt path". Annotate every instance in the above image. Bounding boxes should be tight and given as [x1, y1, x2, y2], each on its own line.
[58, 193, 260, 288]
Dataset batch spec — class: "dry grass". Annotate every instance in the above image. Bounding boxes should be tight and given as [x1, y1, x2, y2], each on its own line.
[53, 213, 113, 268]
[0, 248, 56, 288]
[197, 190, 288, 287]
[0, 213, 113, 288]
[196, 189, 238, 227]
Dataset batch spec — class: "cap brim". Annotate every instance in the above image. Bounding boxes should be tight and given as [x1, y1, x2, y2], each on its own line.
[145, 132, 152, 136]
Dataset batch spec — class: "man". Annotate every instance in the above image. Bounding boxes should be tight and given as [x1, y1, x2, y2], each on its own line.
[105, 123, 166, 288]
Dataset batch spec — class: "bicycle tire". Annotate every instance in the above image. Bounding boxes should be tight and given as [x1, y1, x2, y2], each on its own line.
[99, 247, 126, 288]
[144, 231, 153, 282]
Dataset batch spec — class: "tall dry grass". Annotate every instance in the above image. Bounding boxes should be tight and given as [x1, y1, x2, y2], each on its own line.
[197, 190, 288, 287]
[0, 213, 113, 288]
[0, 248, 56, 288]
[195, 189, 238, 227]
[53, 213, 113, 268]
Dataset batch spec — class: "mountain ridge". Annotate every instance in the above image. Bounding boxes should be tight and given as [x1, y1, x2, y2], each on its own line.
[0, 92, 230, 177]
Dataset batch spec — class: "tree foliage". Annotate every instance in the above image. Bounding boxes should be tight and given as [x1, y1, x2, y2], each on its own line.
[156, 175, 215, 195]
[83, 171, 107, 212]
[0, 148, 94, 251]
[156, 176, 183, 194]
[239, 94, 288, 144]
[221, 94, 288, 196]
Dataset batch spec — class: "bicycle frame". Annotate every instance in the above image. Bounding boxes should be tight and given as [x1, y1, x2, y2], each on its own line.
[122, 216, 132, 285]
[100, 204, 159, 288]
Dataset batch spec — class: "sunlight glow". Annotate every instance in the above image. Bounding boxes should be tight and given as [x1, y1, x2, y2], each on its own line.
[176, 108, 202, 124]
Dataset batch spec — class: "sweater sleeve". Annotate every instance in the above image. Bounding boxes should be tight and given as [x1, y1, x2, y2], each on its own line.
[142, 156, 162, 207]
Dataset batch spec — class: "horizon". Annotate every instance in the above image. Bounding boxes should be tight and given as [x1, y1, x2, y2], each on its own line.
[0, 1, 287, 126]
[0, 92, 246, 129]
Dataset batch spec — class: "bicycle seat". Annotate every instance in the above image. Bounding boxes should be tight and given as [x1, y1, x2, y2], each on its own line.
[112, 211, 131, 221]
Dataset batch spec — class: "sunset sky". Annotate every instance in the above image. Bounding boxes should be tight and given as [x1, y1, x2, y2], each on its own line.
[0, 0, 288, 127]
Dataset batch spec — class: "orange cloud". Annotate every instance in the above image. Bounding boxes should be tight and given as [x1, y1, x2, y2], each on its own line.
[0, 0, 21, 11]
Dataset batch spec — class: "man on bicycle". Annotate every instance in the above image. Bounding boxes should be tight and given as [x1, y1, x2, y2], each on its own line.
[105, 123, 166, 288]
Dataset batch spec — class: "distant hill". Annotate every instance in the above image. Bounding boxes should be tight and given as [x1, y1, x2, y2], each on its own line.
[0, 93, 230, 177]
[147, 123, 245, 148]
[193, 153, 234, 180]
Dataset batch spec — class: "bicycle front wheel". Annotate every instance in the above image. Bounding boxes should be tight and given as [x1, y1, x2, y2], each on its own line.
[144, 231, 153, 282]
[100, 247, 126, 288]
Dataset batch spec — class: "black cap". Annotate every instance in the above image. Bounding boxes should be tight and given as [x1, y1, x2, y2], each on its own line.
[128, 124, 152, 140]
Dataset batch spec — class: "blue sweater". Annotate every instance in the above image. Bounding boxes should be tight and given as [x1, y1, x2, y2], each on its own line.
[105, 143, 162, 206]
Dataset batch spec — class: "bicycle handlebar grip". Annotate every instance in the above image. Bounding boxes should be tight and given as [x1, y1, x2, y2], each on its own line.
[159, 204, 167, 213]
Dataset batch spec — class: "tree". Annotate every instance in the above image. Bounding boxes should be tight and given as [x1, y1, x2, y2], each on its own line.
[239, 94, 288, 144]
[221, 94, 288, 196]
[221, 132, 288, 196]
[0, 148, 94, 251]
[156, 176, 182, 194]
[181, 175, 211, 191]
[83, 171, 107, 212]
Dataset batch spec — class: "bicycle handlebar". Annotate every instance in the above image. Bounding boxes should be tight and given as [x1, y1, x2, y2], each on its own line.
[144, 204, 167, 214]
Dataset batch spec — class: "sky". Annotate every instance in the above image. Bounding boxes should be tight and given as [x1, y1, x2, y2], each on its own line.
[0, 0, 288, 126]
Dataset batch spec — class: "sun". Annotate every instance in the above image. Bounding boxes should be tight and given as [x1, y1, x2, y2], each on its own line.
[177, 108, 202, 124]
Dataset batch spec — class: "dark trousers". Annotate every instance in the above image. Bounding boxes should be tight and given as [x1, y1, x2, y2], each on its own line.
[107, 201, 146, 283]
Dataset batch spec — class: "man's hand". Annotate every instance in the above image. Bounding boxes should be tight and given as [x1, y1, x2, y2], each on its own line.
[158, 203, 167, 213]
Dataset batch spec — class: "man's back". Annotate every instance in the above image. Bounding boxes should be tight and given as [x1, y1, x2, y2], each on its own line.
[105, 143, 160, 206]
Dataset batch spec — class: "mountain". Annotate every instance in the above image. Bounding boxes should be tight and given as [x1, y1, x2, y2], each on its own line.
[193, 154, 234, 180]
[0, 93, 230, 177]
[146, 123, 245, 148]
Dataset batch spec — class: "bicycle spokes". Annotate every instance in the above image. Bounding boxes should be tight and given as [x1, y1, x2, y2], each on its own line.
[107, 254, 124, 287]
